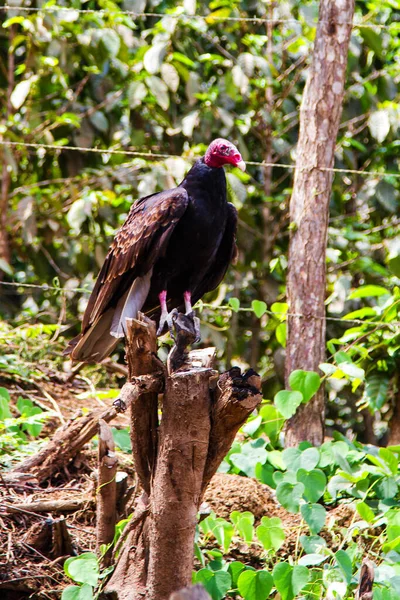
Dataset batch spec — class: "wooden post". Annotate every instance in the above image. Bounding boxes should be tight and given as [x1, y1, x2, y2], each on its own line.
[285, 0, 355, 446]
[97, 419, 118, 566]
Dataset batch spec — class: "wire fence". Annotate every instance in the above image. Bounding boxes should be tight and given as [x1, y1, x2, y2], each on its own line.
[1, 4, 399, 30]
[0, 280, 398, 329]
[1, 140, 399, 180]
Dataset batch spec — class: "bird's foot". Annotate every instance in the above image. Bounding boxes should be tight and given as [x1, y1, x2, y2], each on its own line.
[157, 308, 179, 338]
[185, 310, 201, 343]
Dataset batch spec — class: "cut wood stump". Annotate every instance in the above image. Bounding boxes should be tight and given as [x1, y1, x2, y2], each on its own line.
[104, 313, 262, 600]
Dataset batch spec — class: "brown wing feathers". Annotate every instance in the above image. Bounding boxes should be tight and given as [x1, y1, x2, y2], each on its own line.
[65, 188, 188, 361]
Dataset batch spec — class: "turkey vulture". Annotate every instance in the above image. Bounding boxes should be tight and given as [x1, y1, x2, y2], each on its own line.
[65, 138, 245, 362]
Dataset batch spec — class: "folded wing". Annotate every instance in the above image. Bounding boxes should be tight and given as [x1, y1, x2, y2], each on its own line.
[65, 188, 189, 362]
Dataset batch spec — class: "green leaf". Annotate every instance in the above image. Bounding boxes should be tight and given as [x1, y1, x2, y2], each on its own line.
[145, 76, 170, 110]
[143, 42, 167, 75]
[229, 297, 240, 312]
[89, 111, 108, 133]
[335, 550, 352, 584]
[161, 63, 180, 92]
[274, 390, 303, 419]
[338, 362, 365, 381]
[276, 481, 305, 513]
[296, 469, 327, 503]
[101, 29, 120, 57]
[259, 404, 284, 444]
[252, 300, 267, 319]
[10, 75, 38, 110]
[368, 110, 390, 143]
[275, 322, 286, 347]
[64, 553, 100, 587]
[112, 428, 132, 453]
[61, 585, 94, 600]
[356, 501, 375, 523]
[194, 569, 232, 600]
[298, 553, 326, 566]
[379, 448, 398, 475]
[273, 563, 309, 600]
[230, 440, 268, 478]
[0, 388, 12, 420]
[228, 561, 246, 587]
[230, 511, 254, 543]
[300, 535, 327, 554]
[301, 504, 326, 534]
[288, 370, 321, 403]
[347, 284, 390, 299]
[127, 81, 147, 108]
[256, 517, 285, 552]
[237, 570, 273, 600]
[363, 374, 390, 411]
[0, 258, 13, 276]
[282, 447, 320, 472]
[201, 515, 234, 552]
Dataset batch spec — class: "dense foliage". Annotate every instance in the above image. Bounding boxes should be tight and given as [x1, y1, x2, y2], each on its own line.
[0, 0, 400, 598]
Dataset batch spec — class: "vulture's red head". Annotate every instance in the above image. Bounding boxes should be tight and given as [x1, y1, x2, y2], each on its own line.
[204, 138, 246, 172]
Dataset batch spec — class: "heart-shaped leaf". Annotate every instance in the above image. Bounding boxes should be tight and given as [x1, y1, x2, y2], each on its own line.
[274, 390, 303, 419]
[301, 504, 326, 534]
[238, 569, 273, 600]
[297, 469, 327, 503]
[288, 370, 321, 402]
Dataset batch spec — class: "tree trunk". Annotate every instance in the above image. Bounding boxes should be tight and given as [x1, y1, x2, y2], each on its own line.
[0, 24, 15, 273]
[387, 386, 400, 446]
[284, 0, 355, 447]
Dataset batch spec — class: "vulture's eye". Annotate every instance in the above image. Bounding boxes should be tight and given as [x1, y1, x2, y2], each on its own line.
[220, 145, 229, 155]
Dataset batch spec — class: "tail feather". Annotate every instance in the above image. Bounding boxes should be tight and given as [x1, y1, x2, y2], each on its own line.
[110, 270, 152, 338]
[67, 308, 119, 363]
[64, 271, 153, 363]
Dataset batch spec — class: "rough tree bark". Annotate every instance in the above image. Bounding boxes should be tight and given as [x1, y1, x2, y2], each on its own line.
[104, 314, 262, 600]
[0, 24, 15, 271]
[97, 419, 118, 566]
[285, 0, 355, 446]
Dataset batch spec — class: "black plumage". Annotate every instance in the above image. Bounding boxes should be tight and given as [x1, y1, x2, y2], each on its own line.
[65, 138, 244, 362]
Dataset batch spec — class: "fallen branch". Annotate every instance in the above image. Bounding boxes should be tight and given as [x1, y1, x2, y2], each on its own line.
[8, 373, 163, 484]
[2, 497, 93, 514]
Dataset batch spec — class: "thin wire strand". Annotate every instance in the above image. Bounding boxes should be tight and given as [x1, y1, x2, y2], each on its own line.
[1, 140, 398, 179]
[1, 5, 398, 29]
[0, 281, 398, 328]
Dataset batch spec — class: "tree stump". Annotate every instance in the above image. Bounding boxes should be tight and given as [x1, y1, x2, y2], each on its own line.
[104, 313, 262, 600]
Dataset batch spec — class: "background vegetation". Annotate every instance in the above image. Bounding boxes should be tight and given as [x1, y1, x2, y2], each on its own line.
[0, 1, 399, 599]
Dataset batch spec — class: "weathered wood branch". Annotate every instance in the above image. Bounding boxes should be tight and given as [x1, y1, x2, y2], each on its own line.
[125, 315, 159, 496]
[203, 368, 262, 490]
[97, 419, 118, 566]
[8, 373, 163, 484]
[355, 559, 374, 600]
[2, 498, 94, 514]
[285, 0, 355, 446]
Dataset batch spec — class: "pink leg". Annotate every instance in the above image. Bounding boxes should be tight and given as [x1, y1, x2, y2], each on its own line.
[184, 290, 192, 314]
[159, 290, 167, 313]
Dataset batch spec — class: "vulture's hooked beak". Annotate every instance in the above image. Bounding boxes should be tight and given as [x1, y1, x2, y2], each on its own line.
[237, 160, 246, 172]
